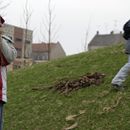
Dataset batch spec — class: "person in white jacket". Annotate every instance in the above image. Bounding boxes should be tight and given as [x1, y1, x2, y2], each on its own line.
[0, 16, 17, 130]
[111, 19, 130, 91]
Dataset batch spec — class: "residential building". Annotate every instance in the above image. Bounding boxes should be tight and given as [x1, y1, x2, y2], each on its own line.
[32, 42, 66, 62]
[88, 31, 126, 51]
[2, 24, 66, 69]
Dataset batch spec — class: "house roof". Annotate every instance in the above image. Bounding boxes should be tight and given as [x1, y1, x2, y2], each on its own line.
[88, 32, 125, 47]
[14, 42, 63, 53]
[32, 42, 58, 52]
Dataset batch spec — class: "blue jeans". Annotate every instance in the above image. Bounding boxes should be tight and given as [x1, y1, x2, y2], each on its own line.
[0, 102, 4, 130]
[112, 55, 130, 86]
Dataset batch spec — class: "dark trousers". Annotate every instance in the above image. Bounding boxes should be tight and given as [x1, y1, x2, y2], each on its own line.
[0, 102, 4, 130]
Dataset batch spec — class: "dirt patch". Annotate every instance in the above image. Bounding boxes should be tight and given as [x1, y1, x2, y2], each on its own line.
[51, 72, 106, 94]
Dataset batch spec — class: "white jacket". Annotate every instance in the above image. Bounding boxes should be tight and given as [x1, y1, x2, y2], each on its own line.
[0, 66, 7, 102]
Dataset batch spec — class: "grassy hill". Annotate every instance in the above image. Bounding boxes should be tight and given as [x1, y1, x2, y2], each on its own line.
[4, 43, 130, 130]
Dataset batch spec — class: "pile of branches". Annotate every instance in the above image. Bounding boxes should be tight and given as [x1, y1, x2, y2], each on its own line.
[52, 72, 106, 94]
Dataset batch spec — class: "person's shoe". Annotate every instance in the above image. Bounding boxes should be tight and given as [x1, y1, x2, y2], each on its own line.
[112, 84, 124, 91]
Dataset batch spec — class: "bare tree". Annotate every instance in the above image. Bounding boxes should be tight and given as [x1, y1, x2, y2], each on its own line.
[47, 0, 52, 60]
[22, 0, 32, 59]
[41, 0, 59, 60]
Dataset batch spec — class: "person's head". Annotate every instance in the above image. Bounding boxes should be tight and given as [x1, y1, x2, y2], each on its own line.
[0, 16, 5, 27]
[0, 16, 5, 35]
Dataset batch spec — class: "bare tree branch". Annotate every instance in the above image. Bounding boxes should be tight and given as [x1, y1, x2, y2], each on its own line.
[22, 0, 33, 59]
[39, 23, 47, 42]
[0, 0, 10, 16]
[0, 3, 10, 10]
[51, 24, 61, 41]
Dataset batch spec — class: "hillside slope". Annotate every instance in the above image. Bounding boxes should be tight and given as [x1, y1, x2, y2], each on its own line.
[5, 44, 130, 130]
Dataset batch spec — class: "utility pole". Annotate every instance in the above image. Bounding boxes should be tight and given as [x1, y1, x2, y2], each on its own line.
[48, 0, 52, 60]
[84, 18, 91, 51]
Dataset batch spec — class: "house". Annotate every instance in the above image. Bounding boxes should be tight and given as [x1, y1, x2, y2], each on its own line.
[32, 42, 66, 62]
[88, 31, 126, 51]
[2, 23, 66, 69]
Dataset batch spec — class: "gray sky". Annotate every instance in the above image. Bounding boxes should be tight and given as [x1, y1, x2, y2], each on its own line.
[3, 0, 130, 55]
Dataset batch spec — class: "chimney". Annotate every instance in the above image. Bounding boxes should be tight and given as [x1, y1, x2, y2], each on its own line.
[120, 31, 122, 34]
[96, 31, 99, 35]
[110, 31, 114, 34]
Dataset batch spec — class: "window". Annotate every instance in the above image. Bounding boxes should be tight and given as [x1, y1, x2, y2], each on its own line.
[25, 40, 31, 44]
[15, 38, 22, 42]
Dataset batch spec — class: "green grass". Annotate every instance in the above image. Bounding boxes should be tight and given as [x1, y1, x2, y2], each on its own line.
[4, 43, 130, 130]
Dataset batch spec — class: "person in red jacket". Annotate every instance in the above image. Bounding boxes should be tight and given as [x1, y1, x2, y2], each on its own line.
[0, 16, 17, 130]
[0, 16, 6, 130]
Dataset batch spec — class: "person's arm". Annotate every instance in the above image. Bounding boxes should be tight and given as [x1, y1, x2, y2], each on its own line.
[0, 36, 17, 65]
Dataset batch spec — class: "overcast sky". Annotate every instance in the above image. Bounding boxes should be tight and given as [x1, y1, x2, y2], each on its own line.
[3, 0, 130, 55]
